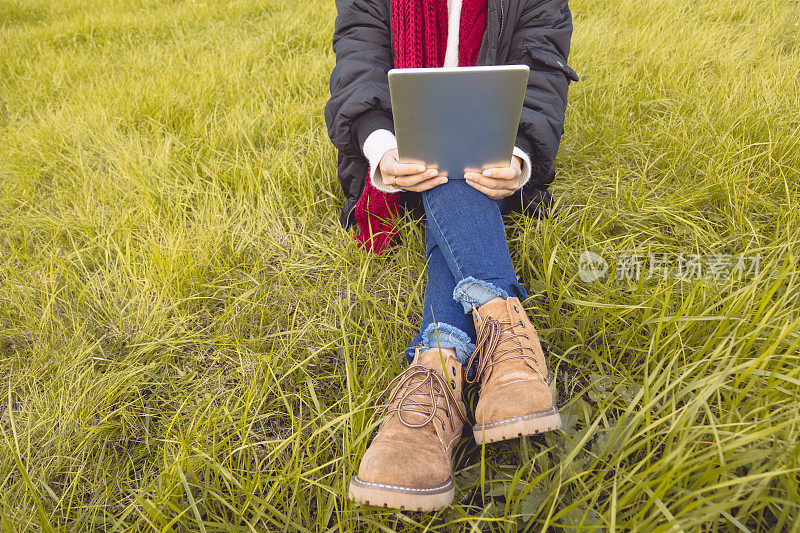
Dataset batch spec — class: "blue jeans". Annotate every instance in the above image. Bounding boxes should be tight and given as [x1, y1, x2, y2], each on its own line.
[404, 179, 528, 365]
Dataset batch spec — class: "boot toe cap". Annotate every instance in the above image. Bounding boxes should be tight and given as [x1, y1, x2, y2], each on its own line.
[475, 379, 553, 425]
[357, 438, 452, 489]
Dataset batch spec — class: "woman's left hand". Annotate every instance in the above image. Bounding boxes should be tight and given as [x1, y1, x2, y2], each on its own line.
[464, 155, 523, 200]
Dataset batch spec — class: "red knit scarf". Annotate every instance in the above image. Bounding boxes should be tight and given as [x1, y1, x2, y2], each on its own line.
[354, 0, 487, 253]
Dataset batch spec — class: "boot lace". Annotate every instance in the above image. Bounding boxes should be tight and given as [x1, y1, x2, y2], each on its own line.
[374, 364, 465, 431]
[465, 316, 545, 385]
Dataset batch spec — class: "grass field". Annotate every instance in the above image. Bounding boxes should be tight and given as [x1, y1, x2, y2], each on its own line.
[1, 0, 800, 530]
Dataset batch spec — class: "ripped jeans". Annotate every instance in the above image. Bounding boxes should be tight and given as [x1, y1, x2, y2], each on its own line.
[404, 179, 528, 365]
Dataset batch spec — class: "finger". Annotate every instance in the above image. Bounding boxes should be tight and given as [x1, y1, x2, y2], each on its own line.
[464, 172, 497, 189]
[394, 168, 440, 187]
[481, 166, 518, 180]
[404, 176, 449, 192]
[400, 174, 447, 191]
[387, 160, 429, 177]
[465, 178, 507, 199]
[464, 172, 519, 192]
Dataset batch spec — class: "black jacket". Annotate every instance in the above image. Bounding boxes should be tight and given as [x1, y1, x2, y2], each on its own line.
[325, 0, 578, 228]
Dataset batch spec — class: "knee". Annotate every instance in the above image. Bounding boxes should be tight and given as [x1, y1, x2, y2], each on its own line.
[422, 179, 497, 211]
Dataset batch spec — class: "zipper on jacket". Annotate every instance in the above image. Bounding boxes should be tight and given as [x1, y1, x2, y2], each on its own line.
[488, 0, 504, 62]
[498, 0, 504, 39]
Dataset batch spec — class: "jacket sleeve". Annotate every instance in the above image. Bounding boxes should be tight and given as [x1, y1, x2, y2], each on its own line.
[508, 0, 578, 190]
[324, 0, 395, 160]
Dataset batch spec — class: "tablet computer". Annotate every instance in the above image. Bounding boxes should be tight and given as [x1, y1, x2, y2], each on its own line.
[387, 65, 529, 178]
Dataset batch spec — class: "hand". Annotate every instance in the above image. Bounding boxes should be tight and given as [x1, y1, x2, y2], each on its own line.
[464, 155, 523, 200]
[379, 149, 448, 192]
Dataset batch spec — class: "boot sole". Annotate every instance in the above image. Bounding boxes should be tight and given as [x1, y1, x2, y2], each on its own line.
[348, 476, 454, 511]
[472, 375, 561, 445]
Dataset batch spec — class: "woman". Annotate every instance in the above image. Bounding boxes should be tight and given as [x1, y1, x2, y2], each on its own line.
[325, 0, 577, 511]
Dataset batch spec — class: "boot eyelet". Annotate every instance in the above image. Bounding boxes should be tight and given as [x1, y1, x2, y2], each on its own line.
[450, 379, 456, 389]
[451, 367, 456, 376]
[518, 320, 525, 328]
[513, 305, 519, 313]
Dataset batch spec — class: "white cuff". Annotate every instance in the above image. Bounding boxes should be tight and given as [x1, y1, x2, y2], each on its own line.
[362, 129, 401, 193]
[512, 146, 532, 188]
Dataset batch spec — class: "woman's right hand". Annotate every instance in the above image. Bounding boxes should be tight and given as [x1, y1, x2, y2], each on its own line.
[379, 149, 448, 192]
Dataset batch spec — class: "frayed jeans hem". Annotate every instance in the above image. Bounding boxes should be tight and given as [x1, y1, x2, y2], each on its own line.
[404, 322, 475, 365]
[452, 276, 514, 314]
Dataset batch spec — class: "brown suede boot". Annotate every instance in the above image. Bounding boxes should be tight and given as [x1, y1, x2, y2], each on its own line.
[348, 347, 465, 511]
[467, 297, 561, 444]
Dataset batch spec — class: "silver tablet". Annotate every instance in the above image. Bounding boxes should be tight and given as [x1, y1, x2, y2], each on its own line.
[387, 65, 529, 178]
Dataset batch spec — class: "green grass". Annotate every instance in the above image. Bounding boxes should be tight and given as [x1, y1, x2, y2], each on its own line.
[1, 0, 799, 530]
